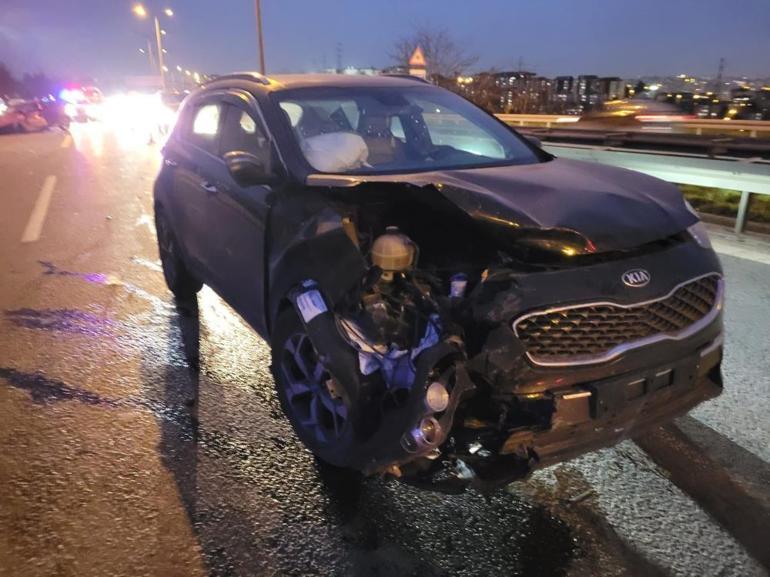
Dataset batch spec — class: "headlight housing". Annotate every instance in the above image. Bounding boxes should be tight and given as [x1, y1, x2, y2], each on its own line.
[688, 221, 712, 249]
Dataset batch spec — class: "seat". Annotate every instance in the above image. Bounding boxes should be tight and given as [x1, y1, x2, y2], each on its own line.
[358, 113, 405, 166]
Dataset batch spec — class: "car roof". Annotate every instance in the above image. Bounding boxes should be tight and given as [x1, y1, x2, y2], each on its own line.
[204, 72, 431, 93]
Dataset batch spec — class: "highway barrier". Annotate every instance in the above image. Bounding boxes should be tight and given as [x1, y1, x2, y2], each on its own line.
[541, 143, 770, 234]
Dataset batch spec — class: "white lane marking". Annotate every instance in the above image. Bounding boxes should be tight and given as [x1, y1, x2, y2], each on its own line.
[21, 175, 57, 243]
[60, 134, 72, 148]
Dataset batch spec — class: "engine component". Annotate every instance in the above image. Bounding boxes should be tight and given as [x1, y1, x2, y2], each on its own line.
[411, 416, 442, 450]
[425, 381, 450, 412]
[371, 226, 415, 282]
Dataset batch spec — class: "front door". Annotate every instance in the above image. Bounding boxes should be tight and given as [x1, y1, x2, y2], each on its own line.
[197, 97, 273, 335]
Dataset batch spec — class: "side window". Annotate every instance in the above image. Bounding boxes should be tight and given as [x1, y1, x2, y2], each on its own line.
[219, 105, 269, 162]
[189, 103, 221, 154]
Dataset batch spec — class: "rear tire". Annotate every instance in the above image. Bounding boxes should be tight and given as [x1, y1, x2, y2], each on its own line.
[155, 208, 202, 299]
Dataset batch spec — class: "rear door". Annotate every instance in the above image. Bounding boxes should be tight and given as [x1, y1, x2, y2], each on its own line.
[167, 96, 226, 273]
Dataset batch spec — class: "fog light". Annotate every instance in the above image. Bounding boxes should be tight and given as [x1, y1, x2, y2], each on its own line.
[413, 416, 441, 447]
[425, 381, 449, 412]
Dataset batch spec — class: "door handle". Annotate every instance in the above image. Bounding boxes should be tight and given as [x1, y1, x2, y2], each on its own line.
[164, 158, 178, 167]
[201, 182, 218, 194]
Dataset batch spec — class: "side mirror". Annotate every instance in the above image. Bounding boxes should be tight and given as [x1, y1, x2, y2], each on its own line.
[224, 150, 278, 187]
[525, 134, 542, 148]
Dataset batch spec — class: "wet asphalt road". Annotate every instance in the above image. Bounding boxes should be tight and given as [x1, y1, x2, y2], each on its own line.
[0, 125, 768, 577]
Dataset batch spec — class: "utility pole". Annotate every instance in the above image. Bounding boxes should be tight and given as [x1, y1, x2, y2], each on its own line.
[336, 42, 343, 74]
[255, 0, 266, 74]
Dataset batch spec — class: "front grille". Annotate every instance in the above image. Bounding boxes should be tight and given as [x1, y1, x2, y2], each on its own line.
[513, 274, 722, 366]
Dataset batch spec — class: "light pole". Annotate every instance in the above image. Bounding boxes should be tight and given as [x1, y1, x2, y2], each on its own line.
[255, 0, 265, 74]
[153, 16, 166, 90]
[133, 4, 173, 92]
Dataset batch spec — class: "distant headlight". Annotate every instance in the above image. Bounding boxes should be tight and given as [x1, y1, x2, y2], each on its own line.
[688, 221, 712, 249]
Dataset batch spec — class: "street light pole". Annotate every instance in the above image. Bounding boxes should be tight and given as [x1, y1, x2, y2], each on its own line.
[145, 38, 156, 73]
[154, 16, 166, 92]
[255, 0, 266, 74]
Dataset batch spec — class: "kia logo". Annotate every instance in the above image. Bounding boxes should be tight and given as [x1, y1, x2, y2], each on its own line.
[622, 269, 651, 288]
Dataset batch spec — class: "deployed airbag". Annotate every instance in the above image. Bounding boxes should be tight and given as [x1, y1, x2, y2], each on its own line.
[301, 132, 369, 173]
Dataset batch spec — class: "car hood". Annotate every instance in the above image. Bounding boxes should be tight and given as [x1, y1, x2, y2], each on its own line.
[305, 158, 698, 252]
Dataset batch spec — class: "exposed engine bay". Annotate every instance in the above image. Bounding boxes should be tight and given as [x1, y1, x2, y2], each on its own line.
[265, 175, 723, 494]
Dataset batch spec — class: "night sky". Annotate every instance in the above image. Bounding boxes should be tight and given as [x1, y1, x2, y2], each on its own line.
[2, 0, 769, 82]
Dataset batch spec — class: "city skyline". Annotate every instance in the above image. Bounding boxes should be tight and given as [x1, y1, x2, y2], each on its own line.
[2, 0, 769, 82]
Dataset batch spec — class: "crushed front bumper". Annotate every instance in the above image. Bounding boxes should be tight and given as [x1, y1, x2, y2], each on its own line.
[500, 335, 723, 471]
[405, 334, 723, 493]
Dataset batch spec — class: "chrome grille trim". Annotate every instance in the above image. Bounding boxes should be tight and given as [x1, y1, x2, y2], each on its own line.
[512, 273, 724, 367]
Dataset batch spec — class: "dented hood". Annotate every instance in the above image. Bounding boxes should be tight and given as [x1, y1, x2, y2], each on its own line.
[306, 158, 698, 252]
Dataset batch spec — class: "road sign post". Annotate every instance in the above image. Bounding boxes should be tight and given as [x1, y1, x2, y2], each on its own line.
[408, 46, 427, 80]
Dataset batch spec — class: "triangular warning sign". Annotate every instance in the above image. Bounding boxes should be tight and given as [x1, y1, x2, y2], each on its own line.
[409, 46, 426, 68]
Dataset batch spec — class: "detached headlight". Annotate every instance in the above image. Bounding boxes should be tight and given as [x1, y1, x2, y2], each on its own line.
[688, 221, 712, 249]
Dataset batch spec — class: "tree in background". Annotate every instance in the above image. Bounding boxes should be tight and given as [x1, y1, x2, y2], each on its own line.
[0, 62, 17, 97]
[20, 73, 57, 99]
[390, 26, 478, 79]
[0, 65, 59, 100]
[448, 71, 503, 114]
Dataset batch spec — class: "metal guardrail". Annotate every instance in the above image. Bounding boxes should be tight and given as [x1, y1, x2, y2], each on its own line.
[542, 142, 770, 234]
[497, 114, 770, 138]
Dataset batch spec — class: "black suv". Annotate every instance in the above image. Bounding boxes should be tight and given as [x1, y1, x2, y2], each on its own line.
[154, 73, 723, 492]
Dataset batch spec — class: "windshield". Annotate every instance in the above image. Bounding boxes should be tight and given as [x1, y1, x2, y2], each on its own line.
[274, 85, 543, 174]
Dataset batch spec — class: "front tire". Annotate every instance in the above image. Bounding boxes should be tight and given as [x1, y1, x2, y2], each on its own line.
[155, 208, 202, 299]
[271, 307, 357, 468]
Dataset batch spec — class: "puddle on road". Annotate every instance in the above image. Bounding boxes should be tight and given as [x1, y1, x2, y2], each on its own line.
[4, 308, 116, 337]
[38, 260, 123, 286]
[0, 367, 118, 407]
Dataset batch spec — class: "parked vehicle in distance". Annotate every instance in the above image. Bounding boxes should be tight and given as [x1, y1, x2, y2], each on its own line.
[61, 86, 104, 122]
[0, 97, 21, 131]
[0, 97, 51, 133]
[153, 73, 724, 492]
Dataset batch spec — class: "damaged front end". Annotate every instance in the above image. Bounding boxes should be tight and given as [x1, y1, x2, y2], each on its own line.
[279, 227, 478, 488]
[269, 174, 723, 493]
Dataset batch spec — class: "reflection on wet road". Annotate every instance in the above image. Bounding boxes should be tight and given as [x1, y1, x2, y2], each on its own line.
[0, 126, 768, 577]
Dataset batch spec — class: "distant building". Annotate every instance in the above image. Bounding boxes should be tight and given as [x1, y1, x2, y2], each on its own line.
[551, 76, 575, 111]
[576, 75, 600, 110]
[754, 88, 770, 120]
[491, 71, 552, 113]
[554, 76, 574, 96]
[598, 77, 624, 101]
[494, 71, 533, 111]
